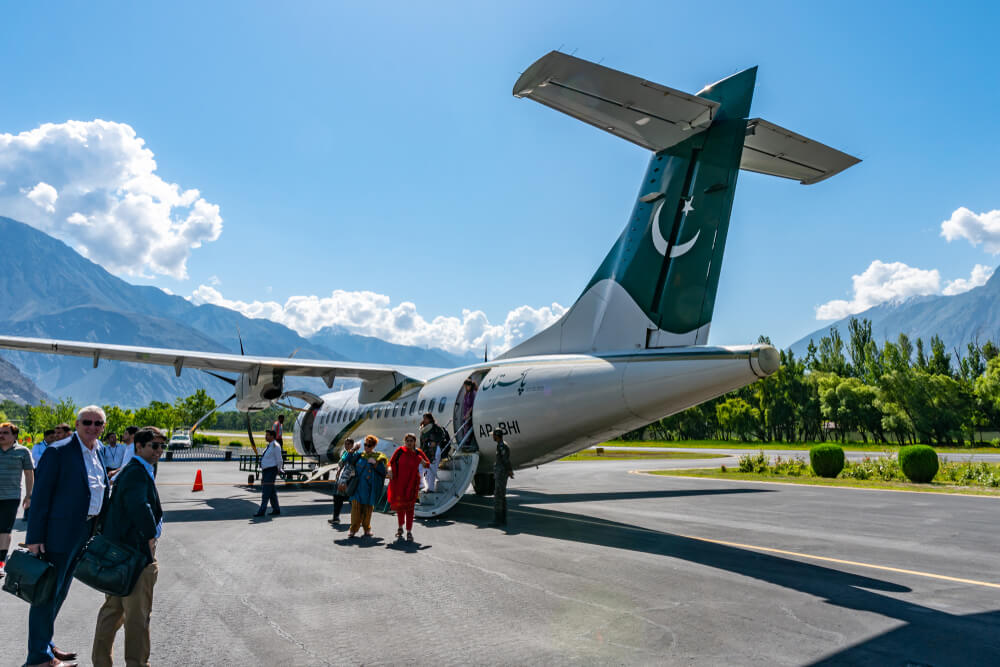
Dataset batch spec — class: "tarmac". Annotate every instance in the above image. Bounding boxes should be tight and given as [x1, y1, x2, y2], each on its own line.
[2, 456, 999, 665]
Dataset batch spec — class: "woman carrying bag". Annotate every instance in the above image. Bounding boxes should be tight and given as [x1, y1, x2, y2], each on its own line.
[346, 435, 387, 539]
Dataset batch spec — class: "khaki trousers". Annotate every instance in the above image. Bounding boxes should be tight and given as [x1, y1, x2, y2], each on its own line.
[92, 561, 158, 667]
[349, 501, 374, 534]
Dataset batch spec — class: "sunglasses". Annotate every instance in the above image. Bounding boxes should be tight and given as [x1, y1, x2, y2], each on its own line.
[148, 442, 165, 450]
[80, 419, 105, 427]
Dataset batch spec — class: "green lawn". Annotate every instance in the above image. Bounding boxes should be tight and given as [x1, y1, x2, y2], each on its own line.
[600, 439, 1000, 455]
[649, 468, 1000, 497]
[560, 450, 726, 462]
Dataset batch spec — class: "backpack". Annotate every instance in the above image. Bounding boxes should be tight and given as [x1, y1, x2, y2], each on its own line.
[337, 456, 359, 497]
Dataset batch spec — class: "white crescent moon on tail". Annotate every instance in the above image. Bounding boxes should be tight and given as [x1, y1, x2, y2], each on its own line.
[651, 199, 669, 256]
[651, 198, 700, 258]
[669, 229, 700, 258]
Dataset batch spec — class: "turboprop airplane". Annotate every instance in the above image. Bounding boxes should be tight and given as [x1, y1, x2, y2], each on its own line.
[0, 51, 859, 517]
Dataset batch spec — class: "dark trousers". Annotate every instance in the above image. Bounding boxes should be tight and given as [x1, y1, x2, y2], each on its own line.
[258, 467, 280, 513]
[493, 473, 508, 523]
[332, 494, 347, 520]
[27, 532, 89, 665]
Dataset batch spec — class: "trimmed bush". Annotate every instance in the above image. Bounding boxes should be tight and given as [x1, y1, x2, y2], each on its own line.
[228, 441, 243, 448]
[809, 444, 845, 478]
[192, 433, 220, 446]
[898, 445, 939, 483]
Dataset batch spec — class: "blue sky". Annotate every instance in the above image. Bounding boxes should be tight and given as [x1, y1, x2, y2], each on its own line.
[2, 1, 998, 353]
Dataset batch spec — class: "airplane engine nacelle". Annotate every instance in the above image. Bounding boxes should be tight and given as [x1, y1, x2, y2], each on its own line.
[236, 368, 284, 411]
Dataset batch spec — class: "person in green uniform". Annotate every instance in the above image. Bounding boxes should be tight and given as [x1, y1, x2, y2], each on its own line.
[488, 429, 514, 528]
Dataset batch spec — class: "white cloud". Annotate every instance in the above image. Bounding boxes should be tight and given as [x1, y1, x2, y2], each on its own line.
[0, 120, 222, 278]
[187, 285, 566, 356]
[816, 260, 995, 320]
[943, 263, 994, 295]
[816, 260, 940, 320]
[941, 207, 1000, 253]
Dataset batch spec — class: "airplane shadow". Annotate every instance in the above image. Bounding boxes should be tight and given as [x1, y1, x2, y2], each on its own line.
[162, 496, 335, 523]
[508, 486, 774, 505]
[446, 497, 1000, 664]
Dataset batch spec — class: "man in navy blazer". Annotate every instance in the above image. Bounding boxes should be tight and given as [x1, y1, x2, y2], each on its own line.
[24, 405, 110, 667]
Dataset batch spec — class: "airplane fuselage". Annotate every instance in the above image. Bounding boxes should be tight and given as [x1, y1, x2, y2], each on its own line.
[293, 344, 778, 471]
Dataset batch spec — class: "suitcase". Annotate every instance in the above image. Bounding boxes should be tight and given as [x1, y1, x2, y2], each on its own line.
[2, 548, 57, 604]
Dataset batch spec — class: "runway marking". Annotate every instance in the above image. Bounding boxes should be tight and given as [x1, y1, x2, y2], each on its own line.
[458, 500, 1000, 590]
[629, 469, 1000, 498]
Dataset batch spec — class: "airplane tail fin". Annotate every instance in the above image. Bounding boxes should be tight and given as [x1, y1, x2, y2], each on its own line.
[500, 52, 858, 358]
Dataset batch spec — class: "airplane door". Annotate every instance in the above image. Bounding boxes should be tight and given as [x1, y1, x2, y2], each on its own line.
[453, 370, 488, 450]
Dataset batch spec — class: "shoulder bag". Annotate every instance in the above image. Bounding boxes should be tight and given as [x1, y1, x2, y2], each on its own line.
[73, 534, 147, 597]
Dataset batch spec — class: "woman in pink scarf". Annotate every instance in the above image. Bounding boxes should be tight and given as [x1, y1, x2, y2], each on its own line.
[387, 433, 430, 541]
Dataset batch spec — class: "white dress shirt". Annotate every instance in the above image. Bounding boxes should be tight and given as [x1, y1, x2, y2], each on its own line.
[31, 441, 47, 467]
[79, 439, 107, 516]
[101, 443, 127, 469]
[113, 443, 135, 481]
[260, 441, 284, 470]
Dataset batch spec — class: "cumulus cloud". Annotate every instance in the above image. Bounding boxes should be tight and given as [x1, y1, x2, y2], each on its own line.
[0, 120, 222, 278]
[816, 260, 994, 320]
[188, 285, 567, 356]
[943, 263, 994, 295]
[941, 207, 1000, 253]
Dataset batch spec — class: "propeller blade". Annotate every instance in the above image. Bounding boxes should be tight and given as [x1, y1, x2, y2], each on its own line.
[288, 347, 300, 359]
[190, 394, 236, 434]
[246, 413, 258, 455]
[201, 369, 237, 386]
[237, 326, 245, 355]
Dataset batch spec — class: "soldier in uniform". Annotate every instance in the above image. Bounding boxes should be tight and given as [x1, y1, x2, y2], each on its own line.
[488, 429, 514, 528]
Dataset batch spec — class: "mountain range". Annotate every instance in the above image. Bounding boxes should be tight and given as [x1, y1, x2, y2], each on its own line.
[0, 216, 476, 407]
[788, 271, 1000, 358]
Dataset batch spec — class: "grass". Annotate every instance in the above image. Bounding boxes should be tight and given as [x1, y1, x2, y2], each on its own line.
[560, 450, 726, 462]
[599, 439, 1000, 455]
[649, 468, 1000, 496]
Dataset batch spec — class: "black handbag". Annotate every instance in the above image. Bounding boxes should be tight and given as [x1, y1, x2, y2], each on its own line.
[2, 548, 57, 604]
[73, 534, 147, 597]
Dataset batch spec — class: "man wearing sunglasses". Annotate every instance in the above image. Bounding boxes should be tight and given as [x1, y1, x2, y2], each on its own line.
[92, 426, 164, 667]
[24, 406, 110, 667]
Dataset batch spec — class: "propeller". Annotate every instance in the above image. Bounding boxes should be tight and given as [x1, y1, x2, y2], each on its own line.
[202, 370, 236, 386]
[246, 413, 258, 455]
[190, 393, 236, 435]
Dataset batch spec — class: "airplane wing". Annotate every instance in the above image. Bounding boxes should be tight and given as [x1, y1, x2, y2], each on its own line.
[0, 335, 445, 387]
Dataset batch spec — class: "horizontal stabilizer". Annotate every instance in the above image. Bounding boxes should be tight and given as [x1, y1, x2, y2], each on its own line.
[513, 51, 719, 152]
[742, 118, 860, 184]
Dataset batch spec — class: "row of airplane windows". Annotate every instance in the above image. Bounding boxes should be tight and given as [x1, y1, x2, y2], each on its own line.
[318, 396, 448, 426]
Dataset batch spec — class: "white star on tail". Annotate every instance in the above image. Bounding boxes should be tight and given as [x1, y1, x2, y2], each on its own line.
[682, 198, 694, 215]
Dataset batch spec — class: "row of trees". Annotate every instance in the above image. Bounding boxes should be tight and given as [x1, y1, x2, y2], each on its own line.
[0, 390, 296, 439]
[639, 318, 1000, 446]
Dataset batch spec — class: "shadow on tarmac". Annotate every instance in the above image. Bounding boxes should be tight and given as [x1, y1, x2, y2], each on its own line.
[446, 496, 1000, 665]
[162, 496, 334, 522]
[509, 487, 775, 505]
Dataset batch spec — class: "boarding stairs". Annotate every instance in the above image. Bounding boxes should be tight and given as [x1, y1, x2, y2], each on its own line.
[415, 419, 479, 518]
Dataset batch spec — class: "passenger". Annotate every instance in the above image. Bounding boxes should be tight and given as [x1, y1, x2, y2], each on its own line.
[387, 433, 430, 542]
[91, 426, 165, 667]
[253, 429, 283, 518]
[346, 435, 388, 538]
[328, 438, 358, 525]
[488, 429, 514, 528]
[273, 414, 285, 445]
[31, 428, 58, 468]
[53, 422, 72, 442]
[99, 431, 127, 477]
[113, 425, 140, 480]
[0, 422, 34, 578]
[418, 413, 450, 493]
[25, 405, 110, 667]
[458, 380, 477, 446]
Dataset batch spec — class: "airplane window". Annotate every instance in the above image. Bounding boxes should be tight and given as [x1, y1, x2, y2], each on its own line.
[418, 399, 426, 413]
[438, 397, 446, 413]
[391, 403, 398, 417]
[409, 401, 417, 416]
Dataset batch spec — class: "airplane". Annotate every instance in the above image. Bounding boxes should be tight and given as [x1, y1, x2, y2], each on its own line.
[0, 51, 859, 517]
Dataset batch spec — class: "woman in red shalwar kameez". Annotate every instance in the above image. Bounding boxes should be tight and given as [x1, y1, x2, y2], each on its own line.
[388, 433, 430, 541]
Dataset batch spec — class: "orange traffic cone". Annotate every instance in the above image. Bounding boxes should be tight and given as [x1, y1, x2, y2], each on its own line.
[192, 469, 204, 492]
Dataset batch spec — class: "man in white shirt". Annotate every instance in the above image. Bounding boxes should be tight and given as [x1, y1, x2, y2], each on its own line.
[31, 429, 59, 468]
[99, 431, 127, 477]
[112, 426, 139, 481]
[253, 429, 284, 518]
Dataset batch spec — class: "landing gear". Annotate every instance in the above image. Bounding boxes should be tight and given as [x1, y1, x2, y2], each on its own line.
[472, 473, 495, 496]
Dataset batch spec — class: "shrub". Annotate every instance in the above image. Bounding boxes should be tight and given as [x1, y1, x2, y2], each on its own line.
[898, 445, 939, 483]
[809, 444, 845, 478]
[228, 441, 243, 448]
[841, 456, 903, 481]
[738, 451, 769, 473]
[192, 433, 220, 446]
[771, 455, 809, 477]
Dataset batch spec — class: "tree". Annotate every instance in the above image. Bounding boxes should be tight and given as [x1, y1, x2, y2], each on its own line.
[174, 390, 217, 430]
[716, 397, 758, 442]
[134, 401, 179, 432]
[101, 405, 134, 438]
